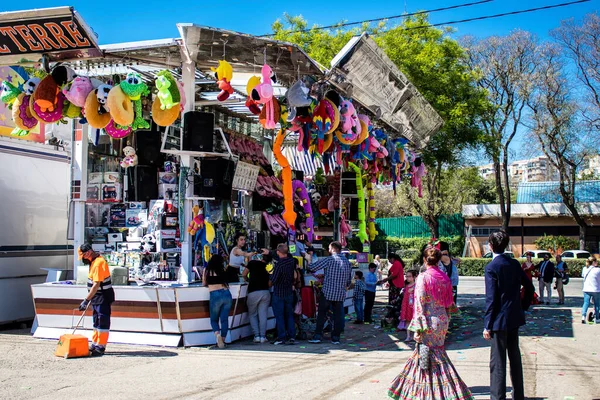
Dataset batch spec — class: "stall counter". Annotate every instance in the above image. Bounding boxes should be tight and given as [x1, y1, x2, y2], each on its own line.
[31, 282, 274, 347]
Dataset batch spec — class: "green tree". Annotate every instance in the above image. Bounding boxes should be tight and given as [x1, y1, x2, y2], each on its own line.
[272, 14, 489, 237]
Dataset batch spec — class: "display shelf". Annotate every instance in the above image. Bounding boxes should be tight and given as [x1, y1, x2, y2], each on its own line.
[161, 149, 233, 158]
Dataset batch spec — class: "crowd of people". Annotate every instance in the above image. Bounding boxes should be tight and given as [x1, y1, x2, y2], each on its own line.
[196, 230, 599, 399]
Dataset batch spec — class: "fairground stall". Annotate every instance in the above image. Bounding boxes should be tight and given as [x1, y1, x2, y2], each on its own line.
[0, 7, 441, 346]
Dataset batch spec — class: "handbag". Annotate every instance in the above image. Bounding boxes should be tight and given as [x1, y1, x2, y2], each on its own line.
[417, 343, 431, 371]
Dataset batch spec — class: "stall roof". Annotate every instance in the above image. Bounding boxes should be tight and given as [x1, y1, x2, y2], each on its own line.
[177, 24, 323, 86]
[0, 6, 101, 66]
[328, 33, 443, 148]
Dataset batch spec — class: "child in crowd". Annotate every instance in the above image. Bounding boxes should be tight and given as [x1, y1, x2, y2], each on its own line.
[399, 269, 418, 342]
[364, 263, 379, 324]
[353, 270, 366, 324]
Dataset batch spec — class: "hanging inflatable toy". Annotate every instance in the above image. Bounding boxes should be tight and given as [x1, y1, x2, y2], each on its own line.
[63, 76, 94, 108]
[105, 119, 132, 139]
[411, 156, 426, 198]
[12, 93, 38, 131]
[0, 80, 21, 109]
[152, 96, 180, 127]
[313, 99, 338, 154]
[252, 65, 277, 129]
[273, 129, 297, 228]
[30, 91, 65, 123]
[339, 213, 351, 248]
[188, 205, 205, 236]
[337, 99, 361, 145]
[155, 70, 181, 110]
[292, 180, 314, 243]
[367, 180, 378, 242]
[107, 85, 134, 126]
[85, 86, 112, 129]
[245, 75, 261, 115]
[120, 72, 150, 130]
[211, 60, 234, 102]
[348, 162, 368, 244]
[353, 115, 370, 145]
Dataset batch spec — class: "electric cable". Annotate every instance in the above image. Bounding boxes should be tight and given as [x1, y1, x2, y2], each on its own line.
[262, 0, 590, 37]
[259, 0, 494, 37]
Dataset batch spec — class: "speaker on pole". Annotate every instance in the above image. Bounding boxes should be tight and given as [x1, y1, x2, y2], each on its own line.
[183, 111, 214, 152]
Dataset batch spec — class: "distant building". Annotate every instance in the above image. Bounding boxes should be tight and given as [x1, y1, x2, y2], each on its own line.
[579, 154, 600, 179]
[478, 156, 559, 186]
[463, 180, 600, 257]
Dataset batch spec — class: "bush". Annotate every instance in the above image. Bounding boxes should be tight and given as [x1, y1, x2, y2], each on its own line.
[534, 235, 579, 253]
[372, 236, 464, 257]
[458, 257, 587, 277]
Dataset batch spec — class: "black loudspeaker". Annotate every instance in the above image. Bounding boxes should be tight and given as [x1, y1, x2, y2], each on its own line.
[194, 158, 236, 199]
[183, 111, 214, 152]
[341, 171, 357, 195]
[292, 170, 304, 182]
[129, 165, 158, 202]
[136, 129, 162, 165]
[348, 197, 359, 221]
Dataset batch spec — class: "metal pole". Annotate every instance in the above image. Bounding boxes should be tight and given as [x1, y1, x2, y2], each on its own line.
[179, 59, 196, 283]
[72, 122, 89, 278]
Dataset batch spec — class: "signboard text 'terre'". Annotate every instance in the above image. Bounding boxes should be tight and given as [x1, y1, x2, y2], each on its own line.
[0, 16, 94, 55]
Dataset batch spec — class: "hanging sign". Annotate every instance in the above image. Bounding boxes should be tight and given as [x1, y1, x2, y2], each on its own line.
[329, 34, 443, 149]
[232, 161, 260, 192]
[0, 7, 100, 65]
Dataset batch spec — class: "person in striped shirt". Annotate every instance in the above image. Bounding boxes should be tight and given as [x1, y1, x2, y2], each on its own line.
[78, 244, 115, 357]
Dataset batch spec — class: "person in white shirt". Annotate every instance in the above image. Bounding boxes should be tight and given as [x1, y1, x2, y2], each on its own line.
[582, 257, 600, 324]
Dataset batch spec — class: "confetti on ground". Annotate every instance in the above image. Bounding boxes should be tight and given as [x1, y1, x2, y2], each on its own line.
[370, 380, 380, 383]
[530, 352, 537, 355]
[355, 363, 365, 366]
[558, 372, 565, 376]
[299, 346, 306, 349]
[360, 347, 368, 350]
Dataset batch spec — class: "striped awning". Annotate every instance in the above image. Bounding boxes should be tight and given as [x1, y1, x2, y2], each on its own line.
[281, 146, 338, 176]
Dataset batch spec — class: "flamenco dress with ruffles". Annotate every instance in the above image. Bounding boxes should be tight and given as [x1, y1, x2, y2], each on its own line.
[388, 266, 473, 400]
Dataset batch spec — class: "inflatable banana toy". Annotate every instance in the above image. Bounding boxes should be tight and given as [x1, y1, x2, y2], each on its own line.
[273, 129, 297, 228]
[347, 162, 368, 244]
[367, 180, 378, 242]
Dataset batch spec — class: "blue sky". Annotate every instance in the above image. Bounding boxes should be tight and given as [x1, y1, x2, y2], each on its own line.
[3, 0, 596, 44]
[3, 1, 596, 163]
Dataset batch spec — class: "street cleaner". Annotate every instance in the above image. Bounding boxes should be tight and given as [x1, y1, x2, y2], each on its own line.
[78, 244, 115, 357]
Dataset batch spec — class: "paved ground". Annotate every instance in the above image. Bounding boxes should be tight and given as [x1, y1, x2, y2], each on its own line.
[1, 277, 599, 400]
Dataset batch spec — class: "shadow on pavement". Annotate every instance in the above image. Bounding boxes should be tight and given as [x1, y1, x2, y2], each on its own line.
[107, 350, 178, 358]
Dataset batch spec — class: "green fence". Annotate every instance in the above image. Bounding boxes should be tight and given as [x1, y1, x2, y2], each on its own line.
[375, 214, 464, 238]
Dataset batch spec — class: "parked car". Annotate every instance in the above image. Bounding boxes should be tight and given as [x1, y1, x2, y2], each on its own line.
[559, 250, 591, 259]
[525, 250, 553, 259]
[482, 251, 514, 259]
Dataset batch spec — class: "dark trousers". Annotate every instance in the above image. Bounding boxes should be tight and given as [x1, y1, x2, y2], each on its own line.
[314, 292, 344, 341]
[272, 294, 295, 341]
[364, 290, 376, 322]
[490, 329, 524, 400]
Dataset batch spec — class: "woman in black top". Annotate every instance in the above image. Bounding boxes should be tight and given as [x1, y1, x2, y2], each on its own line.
[243, 253, 272, 343]
[203, 255, 232, 348]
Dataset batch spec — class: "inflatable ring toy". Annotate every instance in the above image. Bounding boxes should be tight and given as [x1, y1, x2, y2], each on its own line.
[152, 97, 180, 127]
[30, 92, 65, 123]
[105, 119, 132, 139]
[85, 91, 111, 129]
[352, 119, 369, 146]
[13, 94, 38, 131]
[324, 98, 340, 135]
[335, 129, 356, 146]
[107, 86, 134, 126]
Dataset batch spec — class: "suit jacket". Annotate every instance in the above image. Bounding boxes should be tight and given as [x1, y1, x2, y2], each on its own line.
[537, 260, 556, 283]
[484, 254, 535, 332]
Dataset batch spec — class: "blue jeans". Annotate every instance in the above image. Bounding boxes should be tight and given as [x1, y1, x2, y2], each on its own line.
[582, 292, 600, 321]
[272, 294, 295, 341]
[209, 289, 233, 338]
[354, 297, 364, 322]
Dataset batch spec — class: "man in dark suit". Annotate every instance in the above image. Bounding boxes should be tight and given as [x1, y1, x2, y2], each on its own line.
[484, 231, 535, 400]
[536, 254, 555, 305]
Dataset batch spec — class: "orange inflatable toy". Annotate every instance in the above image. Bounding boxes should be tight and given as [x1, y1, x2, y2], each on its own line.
[273, 129, 297, 228]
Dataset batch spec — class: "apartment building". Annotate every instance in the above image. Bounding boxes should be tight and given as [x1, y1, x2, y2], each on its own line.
[478, 156, 558, 185]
